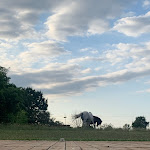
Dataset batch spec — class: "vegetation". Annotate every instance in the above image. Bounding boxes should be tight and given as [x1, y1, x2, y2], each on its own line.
[1, 65, 150, 141]
[132, 116, 149, 129]
[0, 124, 150, 141]
[123, 124, 131, 130]
[0, 66, 62, 125]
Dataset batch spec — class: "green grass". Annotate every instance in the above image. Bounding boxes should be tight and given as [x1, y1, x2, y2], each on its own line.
[0, 124, 150, 141]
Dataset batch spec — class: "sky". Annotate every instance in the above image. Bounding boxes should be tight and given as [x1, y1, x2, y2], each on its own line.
[1, 0, 150, 127]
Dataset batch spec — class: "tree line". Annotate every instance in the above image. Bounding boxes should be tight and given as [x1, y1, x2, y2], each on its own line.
[123, 116, 149, 130]
[0, 66, 62, 125]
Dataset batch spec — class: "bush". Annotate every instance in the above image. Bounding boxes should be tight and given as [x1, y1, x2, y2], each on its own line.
[16, 110, 28, 124]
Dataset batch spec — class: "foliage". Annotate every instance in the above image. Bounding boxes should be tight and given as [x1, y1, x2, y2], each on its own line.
[23, 87, 50, 124]
[101, 124, 113, 130]
[132, 116, 149, 129]
[15, 110, 28, 124]
[0, 66, 10, 89]
[0, 66, 61, 125]
[123, 124, 131, 130]
[0, 83, 24, 123]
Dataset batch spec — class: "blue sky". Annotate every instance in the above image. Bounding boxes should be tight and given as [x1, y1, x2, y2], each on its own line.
[1, 0, 150, 127]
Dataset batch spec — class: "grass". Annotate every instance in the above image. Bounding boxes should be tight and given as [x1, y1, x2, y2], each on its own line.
[0, 124, 150, 141]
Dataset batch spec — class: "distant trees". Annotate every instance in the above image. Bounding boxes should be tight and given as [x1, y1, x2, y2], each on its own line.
[123, 124, 131, 130]
[132, 116, 149, 129]
[0, 66, 62, 126]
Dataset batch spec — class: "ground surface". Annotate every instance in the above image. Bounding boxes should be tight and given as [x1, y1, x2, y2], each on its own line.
[0, 140, 150, 150]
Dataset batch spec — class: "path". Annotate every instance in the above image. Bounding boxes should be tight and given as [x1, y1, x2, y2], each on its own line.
[0, 140, 150, 150]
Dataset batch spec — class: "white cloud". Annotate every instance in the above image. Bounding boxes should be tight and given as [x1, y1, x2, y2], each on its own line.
[0, 0, 69, 41]
[45, 0, 135, 41]
[80, 47, 99, 54]
[113, 11, 150, 37]
[0, 6, 39, 41]
[42, 67, 150, 96]
[10, 63, 81, 87]
[104, 42, 150, 68]
[3, 39, 150, 98]
[80, 48, 91, 52]
[7, 40, 150, 97]
[68, 56, 104, 64]
[0, 0, 136, 41]
[0, 40, 70, 72]
[143, 0, 150, 8]
[0, 41, 13, 49]
[27, 41, 69, 56]
[19, 41, 69, 65]
[137, 88, 150, 93]
[95, 67, 102, 71]
[2, 0, 150, 99]
[10, 64, 150, 97]
[144, 80, 150, 84]
[81, 68, 92, 74]
[87, 19, 109, 35]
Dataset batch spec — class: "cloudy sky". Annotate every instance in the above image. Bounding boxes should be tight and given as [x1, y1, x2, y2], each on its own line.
[1, 0, 150, 127]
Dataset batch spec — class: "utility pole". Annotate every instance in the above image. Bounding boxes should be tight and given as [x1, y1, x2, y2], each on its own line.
[64, 116, 67, 125]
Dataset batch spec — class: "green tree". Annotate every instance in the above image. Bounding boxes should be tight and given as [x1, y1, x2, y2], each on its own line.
[0, 67, 25, 123]
[24, 87, 50, 124]
[123, 124, 131, 130]
[0, 66, 10, 89]
[132, 116, 149, 129]
[0, 66, 54, 125]
[15, 110, 28, 124]
[0, 84, 25, 123]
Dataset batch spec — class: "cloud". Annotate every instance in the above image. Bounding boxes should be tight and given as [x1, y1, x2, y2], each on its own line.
[80, 47, 99, 54]
[0, 6, 39, 40]
[45, 0, 135, 41]
[0, 41, 13, 49]
[104, 42, 150, 68]
[2, 0, 150, 99]
[10, 64, 150, 97]
[18, 41, 69, 65]
[0, 0, 136, 41]
[10, 63, 80, 87]
[94, 67, 102, 71]
[36, 67, 150, 97]
[87, 19, 109, 35]
[7, 39, 150, 98]
[144, 80, 150, 84]
[0, 40, 70, 72]
[0, 0, 68, 41]
[137, 88, 150, 93]
[143, 0, 150, 8]
[68, 56, 104, 64]
[113, 11, 150, 37]
[81, 68, 92, 74]
[26, 41, 69, 56]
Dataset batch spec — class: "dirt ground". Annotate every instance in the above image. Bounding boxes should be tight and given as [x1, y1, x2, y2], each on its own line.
[0, 140, 150, 150]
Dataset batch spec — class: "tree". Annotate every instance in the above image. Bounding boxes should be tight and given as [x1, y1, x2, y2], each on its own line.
[132, 116, 149, 129]
[0, 84, 26, 123]
[0, 66, 10, 88]
[0, 66, 57, 125]
[123, 124, 131, 130]
[23, 87, 50, 124]
[0, 67, 26, 123]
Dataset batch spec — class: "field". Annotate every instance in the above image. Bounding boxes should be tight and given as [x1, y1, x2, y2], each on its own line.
[0, 124, 150, 141]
